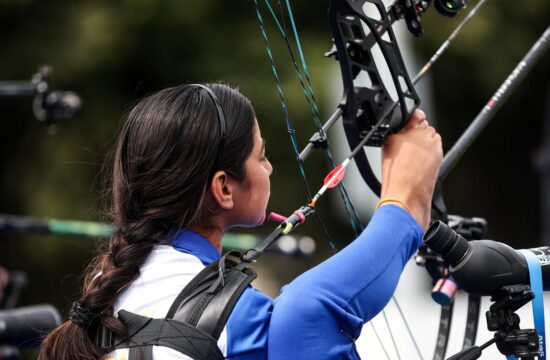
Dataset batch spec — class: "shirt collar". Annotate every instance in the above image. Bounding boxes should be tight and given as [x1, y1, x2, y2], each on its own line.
[171, 229, 221, 265]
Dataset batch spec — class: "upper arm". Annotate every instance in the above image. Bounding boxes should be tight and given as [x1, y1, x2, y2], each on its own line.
[224, 286, 273, 360]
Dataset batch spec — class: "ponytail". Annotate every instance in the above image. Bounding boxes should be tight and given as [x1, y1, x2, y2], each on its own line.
[39, 228, 163, 359]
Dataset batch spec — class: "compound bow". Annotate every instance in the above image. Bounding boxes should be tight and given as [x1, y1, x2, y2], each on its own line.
[251, 0, 550, 358]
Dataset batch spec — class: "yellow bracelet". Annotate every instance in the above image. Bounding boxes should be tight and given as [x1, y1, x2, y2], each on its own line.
[375, 198, 412, 215]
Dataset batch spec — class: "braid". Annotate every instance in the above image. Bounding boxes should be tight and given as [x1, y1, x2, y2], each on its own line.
[39, 221, 166, 360]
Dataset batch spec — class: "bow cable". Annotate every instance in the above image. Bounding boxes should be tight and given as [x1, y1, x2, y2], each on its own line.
[252, 0, 340, 252]
[261, 0, 365, 238]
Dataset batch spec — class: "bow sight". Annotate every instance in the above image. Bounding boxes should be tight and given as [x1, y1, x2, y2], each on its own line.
[434, 0, 468, 17]
[390, 0, 469, 36]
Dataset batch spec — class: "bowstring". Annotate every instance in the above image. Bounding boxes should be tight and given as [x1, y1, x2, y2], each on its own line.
[382, 311, 403, 360]
[259, 0, 364, 239]
[252, 0, 337, 251]
[259, 0, 364, 241]
[393, 296, 424, 359]
[275, 0, 364, 237]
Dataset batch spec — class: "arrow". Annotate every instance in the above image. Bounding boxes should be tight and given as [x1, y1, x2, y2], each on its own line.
[309, 158, 351, 206]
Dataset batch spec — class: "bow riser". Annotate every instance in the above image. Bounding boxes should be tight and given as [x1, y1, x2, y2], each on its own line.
[327, 0, 420, 148]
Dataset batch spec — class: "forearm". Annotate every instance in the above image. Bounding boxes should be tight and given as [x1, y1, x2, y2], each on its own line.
[268, 205, 423, 359]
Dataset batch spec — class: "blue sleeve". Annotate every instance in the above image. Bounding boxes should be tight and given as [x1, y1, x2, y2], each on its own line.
[225, 286, 273, 359]
[268, 205, 423, 360]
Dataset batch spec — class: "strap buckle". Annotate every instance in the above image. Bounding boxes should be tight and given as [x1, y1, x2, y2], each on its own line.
[96, 325, 115, 350]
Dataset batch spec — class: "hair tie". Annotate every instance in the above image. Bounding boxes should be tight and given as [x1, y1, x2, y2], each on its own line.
[69, 301, 101, 329]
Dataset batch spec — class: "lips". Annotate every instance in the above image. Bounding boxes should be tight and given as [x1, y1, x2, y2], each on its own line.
[258, 212, 267, 225]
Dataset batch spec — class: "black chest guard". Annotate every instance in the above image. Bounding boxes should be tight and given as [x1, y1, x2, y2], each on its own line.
[96, 251, 257, 360]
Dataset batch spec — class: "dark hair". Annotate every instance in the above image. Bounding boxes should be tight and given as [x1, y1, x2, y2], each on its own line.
[39, 83, 256, 359]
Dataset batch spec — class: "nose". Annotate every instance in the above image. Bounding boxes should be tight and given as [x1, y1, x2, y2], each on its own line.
[266, 159, 273, 176]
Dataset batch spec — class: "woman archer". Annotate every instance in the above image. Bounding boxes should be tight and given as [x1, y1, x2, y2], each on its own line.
[39, 83, 442, 359]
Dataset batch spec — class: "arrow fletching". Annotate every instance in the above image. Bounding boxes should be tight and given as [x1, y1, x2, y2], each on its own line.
[323, 165, 346, 189]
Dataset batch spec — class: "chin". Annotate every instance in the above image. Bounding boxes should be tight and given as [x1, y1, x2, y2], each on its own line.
[229, 217, 264, 230]
[249, 215, 265, 227]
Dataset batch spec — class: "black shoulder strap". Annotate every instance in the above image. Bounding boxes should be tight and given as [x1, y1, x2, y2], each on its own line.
[96, 251, 257, 360]
[166, 251, 257, 339]
[113, 310, 224, 360]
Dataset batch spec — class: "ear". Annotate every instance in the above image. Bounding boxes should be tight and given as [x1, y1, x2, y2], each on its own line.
[209, 170, 234, 210]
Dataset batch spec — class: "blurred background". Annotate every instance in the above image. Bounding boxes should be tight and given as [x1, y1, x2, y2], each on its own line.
[0, 0, 548, 358]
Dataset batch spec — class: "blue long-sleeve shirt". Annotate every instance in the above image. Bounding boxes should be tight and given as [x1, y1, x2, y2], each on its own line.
[110, 205, 423, 359]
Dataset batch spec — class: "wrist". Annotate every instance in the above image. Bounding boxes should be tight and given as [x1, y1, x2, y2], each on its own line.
[376, 198, 412, 215]
[377, 194, 431, 230]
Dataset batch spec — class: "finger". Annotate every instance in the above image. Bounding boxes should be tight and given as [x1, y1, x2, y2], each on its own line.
[403, 108, 427, 130]
[425, 125, 437, 137]
[415, 119, 429, 129]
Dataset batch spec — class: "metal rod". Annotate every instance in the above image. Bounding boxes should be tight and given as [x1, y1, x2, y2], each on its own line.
[0, 81, 37, 97]
[439, 25, 550, 180]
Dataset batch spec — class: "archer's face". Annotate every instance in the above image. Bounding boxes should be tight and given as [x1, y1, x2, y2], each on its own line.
[230, 119, 272, 227]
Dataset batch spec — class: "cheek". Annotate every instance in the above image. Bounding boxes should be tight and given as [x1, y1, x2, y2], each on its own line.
[251, 169, 270, 207]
